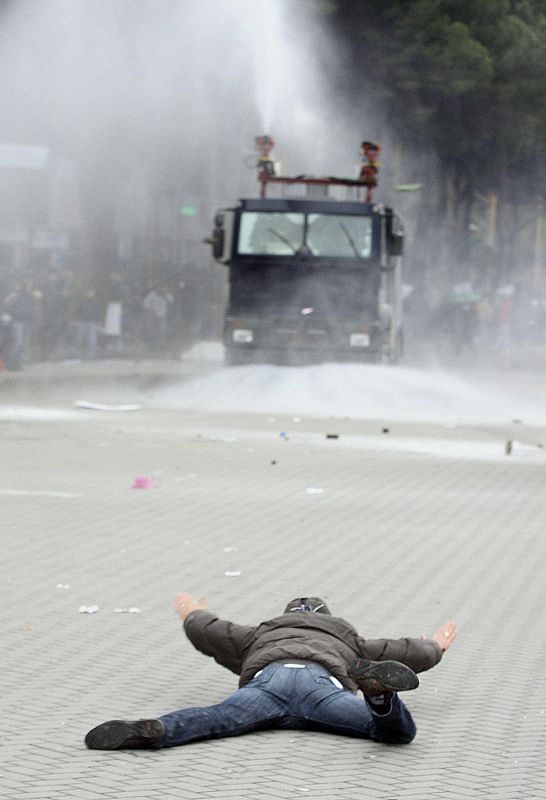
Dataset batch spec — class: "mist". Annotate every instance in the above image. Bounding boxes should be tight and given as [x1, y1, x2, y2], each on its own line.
[0, 0, 371, 209]
[0, 0, 543, 376]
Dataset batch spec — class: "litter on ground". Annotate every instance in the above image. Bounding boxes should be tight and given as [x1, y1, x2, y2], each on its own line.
[75, 400, 142, 411]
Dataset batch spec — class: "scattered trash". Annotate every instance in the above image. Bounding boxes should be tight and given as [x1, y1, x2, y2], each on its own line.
[56, 584, 70, 590]
[113, 607, 141, 614]
[79, 605, 99, 614]
[325, 433, 339, 439]
[279, 431, 288, 440]
[22, 624, 32, 631]
[296, 789, 310, 793]
[382, 428, 390, 434]
[225, 570, 241, 577]
[300, 307, 314, 315]
[223, 546, 236, 552]
[271, 460, 277, 465]
[505, 440, 513, 455]
[198, 434, 237, 443]
[75, 400, 142, 412]
[305, 487, 324, 495]
[131, 476, 158, 489]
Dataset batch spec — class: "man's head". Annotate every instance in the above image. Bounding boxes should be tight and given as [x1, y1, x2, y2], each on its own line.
[284, 597, 331, 615]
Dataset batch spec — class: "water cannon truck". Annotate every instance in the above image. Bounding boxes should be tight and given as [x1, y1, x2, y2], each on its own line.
[207, 136, 404, 365]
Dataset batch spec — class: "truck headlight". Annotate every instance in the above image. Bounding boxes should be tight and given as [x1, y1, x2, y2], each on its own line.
[350, 333, 370, 348]
[233, 328, 254, 343]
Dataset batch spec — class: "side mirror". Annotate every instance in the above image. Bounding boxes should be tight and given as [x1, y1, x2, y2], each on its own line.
[205, 215, 226, 261]
[387, 232, 404, 257]
[385, 209, 404, 257]
[212, 227, 225, 259]
[205, 208, 234, 263]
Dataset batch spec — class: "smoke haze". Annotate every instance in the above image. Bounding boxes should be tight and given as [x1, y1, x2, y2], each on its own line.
[0, 0, 372, 203]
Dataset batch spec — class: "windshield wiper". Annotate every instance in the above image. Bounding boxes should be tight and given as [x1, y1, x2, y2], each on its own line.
[339, 221, 360, 258]
[268, 228, 296, 253]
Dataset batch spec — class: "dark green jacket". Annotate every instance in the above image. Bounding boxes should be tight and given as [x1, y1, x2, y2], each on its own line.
[184, 610, 442, 692]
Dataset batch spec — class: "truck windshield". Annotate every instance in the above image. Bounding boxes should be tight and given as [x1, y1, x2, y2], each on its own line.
[238, 211, 372, 258]
[307, 214, 372, 257]
[238, 212, 305, 255]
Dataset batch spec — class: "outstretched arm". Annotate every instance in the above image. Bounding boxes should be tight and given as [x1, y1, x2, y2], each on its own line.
[174, 592, 255, 675]
[361, 621, 458, 673]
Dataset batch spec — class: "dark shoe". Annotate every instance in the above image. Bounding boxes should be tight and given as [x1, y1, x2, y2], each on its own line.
[347, 659, 419, 695]
[85, 719, 164, 750]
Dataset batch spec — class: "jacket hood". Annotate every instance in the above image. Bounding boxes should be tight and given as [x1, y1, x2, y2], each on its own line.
[283, 597, 331, 615]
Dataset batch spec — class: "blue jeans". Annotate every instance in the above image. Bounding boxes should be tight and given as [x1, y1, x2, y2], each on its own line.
[159, 661, 416, 747]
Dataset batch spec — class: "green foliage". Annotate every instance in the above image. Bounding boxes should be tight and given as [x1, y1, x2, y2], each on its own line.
[328, 0, 546, 195]
[326, 0, 545, 286]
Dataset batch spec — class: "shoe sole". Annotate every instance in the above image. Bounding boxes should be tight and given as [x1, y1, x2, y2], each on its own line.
[349, 660, 419, 692]
[85, 720, 163, 750]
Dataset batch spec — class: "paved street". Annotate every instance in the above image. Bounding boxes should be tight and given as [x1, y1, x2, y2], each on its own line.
[2, 360, 545, 799]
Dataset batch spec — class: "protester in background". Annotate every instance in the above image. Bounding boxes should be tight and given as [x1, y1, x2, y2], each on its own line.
[0, 310, 14, 369]
[39, 271, 70, 360]
[143, 283, 174, 353]
[73, 288, 101, 360]
[103, 271, 125, 353]
[85, 593, 457, 751]
[2, 279, 37, 370]
[495, 284, 514, 357]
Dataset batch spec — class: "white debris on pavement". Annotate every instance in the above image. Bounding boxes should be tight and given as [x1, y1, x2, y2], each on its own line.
[75, 400, 142, 411]
[79, 605, 99, 614]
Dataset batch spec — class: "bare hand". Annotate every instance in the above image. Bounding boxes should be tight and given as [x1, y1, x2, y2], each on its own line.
[174, 592, 207, 621]
[425, 621, 458, 652]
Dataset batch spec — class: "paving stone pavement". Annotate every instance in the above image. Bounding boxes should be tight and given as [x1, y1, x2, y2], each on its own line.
[1, 361, 546, 799]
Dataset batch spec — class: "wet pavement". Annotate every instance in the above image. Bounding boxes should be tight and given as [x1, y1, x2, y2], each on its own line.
[2, 358, 545, 798]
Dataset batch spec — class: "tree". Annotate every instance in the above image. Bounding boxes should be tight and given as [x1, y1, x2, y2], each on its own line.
[323, 0, 546, 295]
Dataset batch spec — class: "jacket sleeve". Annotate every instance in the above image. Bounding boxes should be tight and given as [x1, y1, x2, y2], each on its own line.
[183, 610, 255, 675]
[359, 636, 442, 673]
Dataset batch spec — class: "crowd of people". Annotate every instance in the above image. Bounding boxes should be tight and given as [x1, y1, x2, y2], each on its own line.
[1, 267, 543, 371]
[405, 281, 546, 364]
[0, 267, 220, 371]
